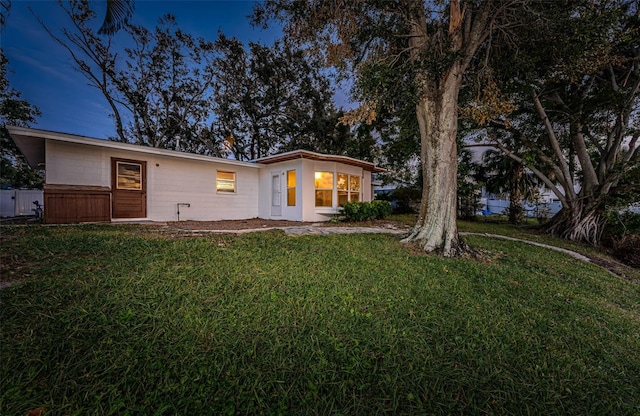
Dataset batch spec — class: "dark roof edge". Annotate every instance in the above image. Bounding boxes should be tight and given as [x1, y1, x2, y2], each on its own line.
[254, 149, 386, 173]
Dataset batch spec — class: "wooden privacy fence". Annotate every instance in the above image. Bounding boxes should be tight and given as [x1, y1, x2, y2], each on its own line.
[43, 185, 111, 224]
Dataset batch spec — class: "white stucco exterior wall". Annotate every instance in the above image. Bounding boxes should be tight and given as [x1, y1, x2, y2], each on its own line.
[144, 154, 259, 222]
[13, 127, 384, 224]
[45, 140, 260, 221]
[46, 140, 110, 187]
[258, 158, 374, 222]
[258, 159, 305, 221]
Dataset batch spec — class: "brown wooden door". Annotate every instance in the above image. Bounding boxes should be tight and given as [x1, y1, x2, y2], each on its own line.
[112, 158, 147, 218]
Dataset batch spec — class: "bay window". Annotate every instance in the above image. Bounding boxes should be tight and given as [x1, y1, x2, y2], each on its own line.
[315, 171, 362, 207]
[337, 173, 361, 206]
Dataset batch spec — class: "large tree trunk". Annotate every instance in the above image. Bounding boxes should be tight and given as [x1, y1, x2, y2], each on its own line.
[399, 0, 493, 256]
[402, 65, 467, 257]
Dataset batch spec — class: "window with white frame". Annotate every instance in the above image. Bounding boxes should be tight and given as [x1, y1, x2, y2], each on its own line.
[216, 171, 236, 193]
[314, 171, 333, 207]
[337, 173, 361, 206]
[287, 170, 296, 206]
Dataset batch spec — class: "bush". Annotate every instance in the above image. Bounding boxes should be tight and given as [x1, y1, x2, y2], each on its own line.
[340, 201, 363, 221]
[611, 234, 640, 268]
[372, 199, 392, 218]
[340, 200, 392, 222]
[389, 187, 421, 214]
[603, 210, 640, 268]
[604, 210, 640, 237]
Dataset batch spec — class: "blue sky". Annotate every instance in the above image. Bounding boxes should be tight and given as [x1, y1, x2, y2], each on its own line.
[1, 0, 307, 139]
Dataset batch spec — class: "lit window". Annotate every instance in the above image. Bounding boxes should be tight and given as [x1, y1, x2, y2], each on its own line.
[314, 171, 333, 207]
[216, 171, 236, 193]
[117, 162, 142, 190]
[350, 176, 361, 202]
[287, 170, 296, 206]
[337, 173, 360, 206]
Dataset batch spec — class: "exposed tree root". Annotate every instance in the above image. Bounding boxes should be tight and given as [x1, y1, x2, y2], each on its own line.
[544, 208, 606, 246]
[460, 232, 639, 283]
[402, 231, 485, 258]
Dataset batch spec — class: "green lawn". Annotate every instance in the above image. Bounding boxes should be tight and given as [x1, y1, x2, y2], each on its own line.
[458, 219, 640, 282]
[1, 224, 639, 415]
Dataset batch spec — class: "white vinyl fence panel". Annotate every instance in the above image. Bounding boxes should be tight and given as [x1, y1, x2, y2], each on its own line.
[0, 190, 14, 217]
[483, 199, 562, 218]
[0, 189, 44, 217]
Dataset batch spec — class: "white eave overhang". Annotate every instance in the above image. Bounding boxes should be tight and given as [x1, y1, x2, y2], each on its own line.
[254, 149, 386, 173]
[7, 126, 263, 170]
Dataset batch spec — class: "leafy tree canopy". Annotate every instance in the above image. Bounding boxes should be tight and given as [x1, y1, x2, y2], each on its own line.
[36, 0, 351, 162]
[253, 0, 535, 256]
[463, 0, 639, 244]
[0, 51, 43, 189]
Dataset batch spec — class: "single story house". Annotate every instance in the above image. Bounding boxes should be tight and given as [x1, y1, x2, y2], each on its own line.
[8, 126, 384, 224]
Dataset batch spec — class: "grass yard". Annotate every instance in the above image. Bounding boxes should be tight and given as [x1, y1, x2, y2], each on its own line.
[458, 219, 640, 282]
[1, 224, 639, 415]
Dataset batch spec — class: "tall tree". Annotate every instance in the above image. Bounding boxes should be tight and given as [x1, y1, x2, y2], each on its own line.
[36, 0, 127, 141]
[210, 34, 334, 160]
[0, 52, 43, 189]
[254, 0, 532, 256]
[1, 0, 10, 28]
[114, 15, 218, 150]
[39, 1, 338, 158]
[478, 148, 541, 224]
[471, 0, 639, 244]
[38, 1, 219, 151]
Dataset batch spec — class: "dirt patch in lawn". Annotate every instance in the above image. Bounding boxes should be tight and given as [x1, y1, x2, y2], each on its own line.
[160, 218, 411, 231]
[165, 218, 316, 230]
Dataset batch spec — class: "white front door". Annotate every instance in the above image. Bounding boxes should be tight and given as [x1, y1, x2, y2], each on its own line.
[271, 173, 282, 216]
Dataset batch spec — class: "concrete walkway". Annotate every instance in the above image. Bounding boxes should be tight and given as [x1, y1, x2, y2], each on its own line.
[284, 225, 408, 236]
[460, 232, 637, 281]
[459, 232, 592, 262]
[170, 226, 596, 269]
[165, 226, 627, 278]
[169, 225, 588, 262]
[2, 224, 631, 290]
[168, 224, 409, 236]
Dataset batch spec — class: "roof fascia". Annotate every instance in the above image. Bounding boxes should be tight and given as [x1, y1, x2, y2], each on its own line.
[254, 149, 386, 172]
[6, 126, 263, 170]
